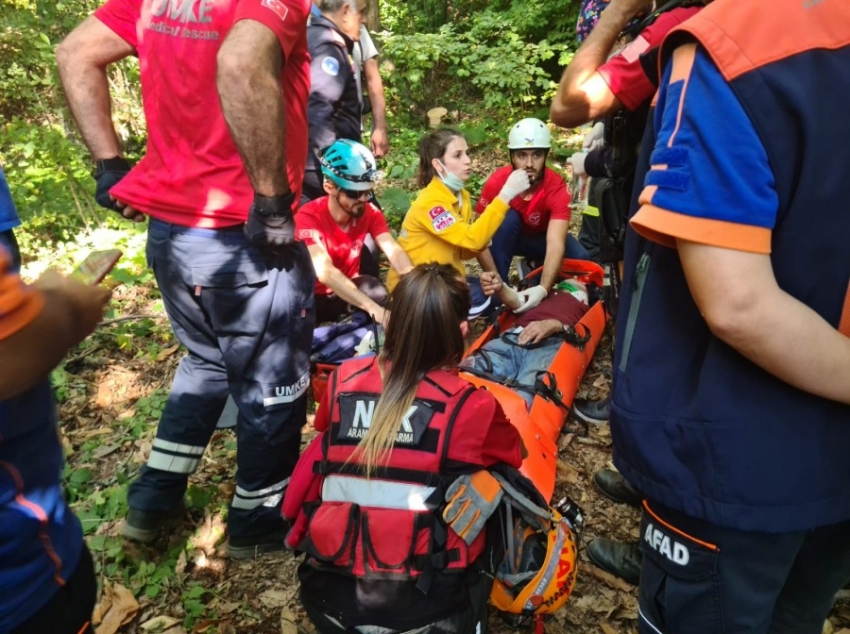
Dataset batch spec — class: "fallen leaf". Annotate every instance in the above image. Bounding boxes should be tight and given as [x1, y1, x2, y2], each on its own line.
[556, 460, 580, 485]
[156, 344, 181, 362]
[140, 615, 180, 631]
[259, 588, 295, 609]
[175, 550, 187, 575]
[93, 443, 120, 459]
[92, 582, 113, 625]
[95, 583, 139, 634]
[280, 607, 298, 634]
[78, 427, 114, 438]
[581, 561, 634, 593]
[558, 433, 575, 452]
[218, 601, 240, 614]
[600, 622, 618, 634]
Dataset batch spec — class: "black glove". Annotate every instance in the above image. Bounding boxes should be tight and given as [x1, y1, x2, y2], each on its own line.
[93, 157, 132, 211]
[244, 192, 297, 254]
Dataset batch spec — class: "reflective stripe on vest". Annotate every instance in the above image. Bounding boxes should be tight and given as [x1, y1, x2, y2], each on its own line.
[322, 474, 437, 511]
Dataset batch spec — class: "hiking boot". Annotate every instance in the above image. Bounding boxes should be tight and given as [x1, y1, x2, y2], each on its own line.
[572, 396, 611, 425]
[593, 468, 643, 508]
[226, 528, 287, 560]
[121, 501, 186, 543]
[586, 538, 642, 586]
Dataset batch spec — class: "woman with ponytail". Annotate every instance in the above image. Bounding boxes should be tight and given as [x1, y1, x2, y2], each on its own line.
[387, 128, 531, 318]
[288, 263, 523, 634]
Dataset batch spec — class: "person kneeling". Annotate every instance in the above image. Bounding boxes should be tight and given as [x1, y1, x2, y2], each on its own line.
[296, 139, 413, 328]
[285, 264, 524, 634]
[461, 271, 590, 410]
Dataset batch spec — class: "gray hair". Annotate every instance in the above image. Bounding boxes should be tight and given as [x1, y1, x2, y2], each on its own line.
[320, 0, 359, 15]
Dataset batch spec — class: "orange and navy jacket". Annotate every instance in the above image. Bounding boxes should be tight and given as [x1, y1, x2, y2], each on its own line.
[0, 247, 85, 631]
[610, 0, 850, 532]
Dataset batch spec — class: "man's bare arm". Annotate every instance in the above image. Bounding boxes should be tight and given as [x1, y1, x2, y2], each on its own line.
[56, 16, 135, 159]
[363, 57, 388, 158]
[540, 219, 569, 292]
[307, 243, 386, 325]
[550, 0, 651, 128]
[678, 239, 850, 404]
[217, 20, 289, 196]
[374, 232, 412, 275]
[0, 272, 110, 400]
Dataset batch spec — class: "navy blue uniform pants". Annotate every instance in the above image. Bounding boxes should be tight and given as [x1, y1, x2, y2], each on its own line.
[127, 219, 315, 539]
[490, 209, 589, 283]
[638, 500, 850, 634]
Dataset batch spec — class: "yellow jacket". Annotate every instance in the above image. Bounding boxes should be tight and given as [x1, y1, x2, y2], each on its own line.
[387, 178, 509, 289]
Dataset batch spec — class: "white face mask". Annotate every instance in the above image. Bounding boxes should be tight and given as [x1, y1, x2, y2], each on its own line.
[437, 160, 466, 192]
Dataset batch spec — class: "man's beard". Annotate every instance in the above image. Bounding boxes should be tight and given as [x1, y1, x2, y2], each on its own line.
[526, 166, 543, 184]
[346, 203, 366, 218]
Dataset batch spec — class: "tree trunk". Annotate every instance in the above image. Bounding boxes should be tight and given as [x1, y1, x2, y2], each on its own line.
[365, 0, 380, 32]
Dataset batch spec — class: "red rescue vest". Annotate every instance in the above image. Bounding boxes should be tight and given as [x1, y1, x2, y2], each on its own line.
[297, 357, 485, 586]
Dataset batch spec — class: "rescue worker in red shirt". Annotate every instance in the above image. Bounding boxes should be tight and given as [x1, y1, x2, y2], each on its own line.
[296, 139, 412, 327]
[476, 118, 590, 313]
[286, 263, 524, 634]
[57, 0, 315, 557]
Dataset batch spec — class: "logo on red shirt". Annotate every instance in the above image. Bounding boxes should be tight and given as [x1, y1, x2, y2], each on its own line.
[261, 0, 289, 21]
[527, 211, 542, 227]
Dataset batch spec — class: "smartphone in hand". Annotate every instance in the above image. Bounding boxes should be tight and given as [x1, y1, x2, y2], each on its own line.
[71, 249, 122, 285]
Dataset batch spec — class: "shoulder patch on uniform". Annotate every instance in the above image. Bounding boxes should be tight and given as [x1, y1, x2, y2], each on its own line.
[429, 207, 456, 232]
[321, 56, 340, 76]
[261, 0, 289, 22]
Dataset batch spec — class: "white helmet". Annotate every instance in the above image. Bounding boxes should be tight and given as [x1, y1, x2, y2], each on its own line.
[508, 118, 551, 150]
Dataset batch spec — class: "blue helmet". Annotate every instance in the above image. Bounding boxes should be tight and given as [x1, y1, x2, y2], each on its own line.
[320, 139, 378, 191]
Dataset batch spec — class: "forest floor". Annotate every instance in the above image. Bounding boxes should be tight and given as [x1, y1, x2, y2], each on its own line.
[59, 283, 850, 634]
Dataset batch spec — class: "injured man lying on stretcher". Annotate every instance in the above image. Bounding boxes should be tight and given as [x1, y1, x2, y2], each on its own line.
[460, 271, 590, 409]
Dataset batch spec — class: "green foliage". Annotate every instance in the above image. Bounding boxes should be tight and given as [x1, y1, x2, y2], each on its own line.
[379, 1, 580, 119]
[1, 0, 145, 246]
[376, 187, 413, 230]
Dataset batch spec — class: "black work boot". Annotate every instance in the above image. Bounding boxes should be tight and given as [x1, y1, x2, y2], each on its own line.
[586, 538, 642, 585]
[226, 527, 288, 559]
[121, 501, 186, 543]
[593, 468, 643, 508]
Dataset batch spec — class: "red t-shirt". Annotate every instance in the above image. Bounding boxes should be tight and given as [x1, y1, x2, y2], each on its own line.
[295, 196, 390, 296]
[598, 6, 702, 112]
[475, 166, 571, 236]
[95, 0, 311, 228]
